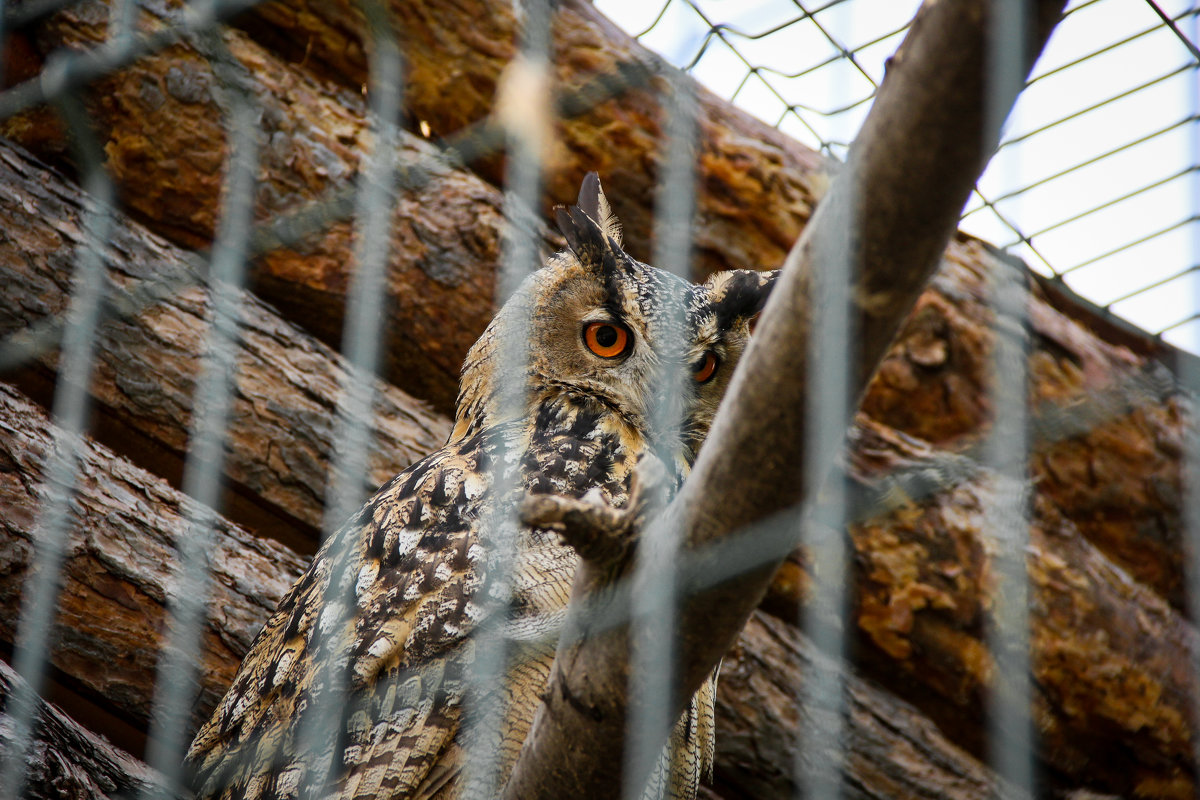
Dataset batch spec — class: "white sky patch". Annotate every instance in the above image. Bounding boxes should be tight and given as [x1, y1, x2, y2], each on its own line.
[596, 0, 1199, 350]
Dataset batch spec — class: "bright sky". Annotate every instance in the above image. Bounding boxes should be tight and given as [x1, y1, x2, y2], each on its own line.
[595, 0, 1200, 350]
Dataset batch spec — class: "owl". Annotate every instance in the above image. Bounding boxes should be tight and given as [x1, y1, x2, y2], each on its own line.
[185, 173, 777, 800]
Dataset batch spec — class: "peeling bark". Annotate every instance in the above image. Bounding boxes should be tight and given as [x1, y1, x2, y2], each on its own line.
[839, 418, 1198, 799]
[0, 138, 449, 545]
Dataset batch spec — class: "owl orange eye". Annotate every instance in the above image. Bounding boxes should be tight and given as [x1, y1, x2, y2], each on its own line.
[693, 351, 718, 383]
[583, 321, 631, 359]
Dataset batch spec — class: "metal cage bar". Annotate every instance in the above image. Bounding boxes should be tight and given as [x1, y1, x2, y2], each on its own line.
[0, 0, 1194, 798]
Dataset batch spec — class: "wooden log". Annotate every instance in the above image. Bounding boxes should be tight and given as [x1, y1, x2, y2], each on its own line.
[0, 380, 1027, 798]
[714, 611, 1027, 800]
[11, 2, 559, 411]
[23, 0, 1183, 609]
[766, 417, 1199, 799]
[0, 137, 449, 547]
[1031, 392, 1186, 611]
[854, 240, 1189, 610]
[235, 0, 830, 280]
[0, 380, 307, 734]
[0, 658, 170, 800]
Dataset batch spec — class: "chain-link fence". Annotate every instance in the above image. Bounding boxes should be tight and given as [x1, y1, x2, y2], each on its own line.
[0, 0, 1195, 799]
[603, 0, 1200, 347]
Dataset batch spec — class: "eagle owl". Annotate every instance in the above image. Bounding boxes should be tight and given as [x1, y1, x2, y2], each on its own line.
[186, 174, 777, 800]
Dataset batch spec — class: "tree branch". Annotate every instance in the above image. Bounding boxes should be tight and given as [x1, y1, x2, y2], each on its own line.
[505, 2, 1069, 797]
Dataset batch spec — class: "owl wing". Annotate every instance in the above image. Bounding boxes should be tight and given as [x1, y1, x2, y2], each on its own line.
[186, 425, 511, 800]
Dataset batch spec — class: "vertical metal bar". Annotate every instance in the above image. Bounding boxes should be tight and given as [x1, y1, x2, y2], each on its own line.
[0, 0, 7, 88]
[983, 1, 1035, 796]
[139, 30, 259, 800]
[319, 0, 402, 536]
[0, 92, 112, 799]
[1182, 6, 1200, 792]
[622, 66, 697, 800]
[106, 0, 137, 55]
[460, 0, 550, 793]
[795, 7, 855, 797]
[290, 0, 402, 793]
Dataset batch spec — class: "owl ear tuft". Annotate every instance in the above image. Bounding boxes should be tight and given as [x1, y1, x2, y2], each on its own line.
[704, 269, 780, 330]
[575, 172, 623, 247]
[556, 177, 630, 279]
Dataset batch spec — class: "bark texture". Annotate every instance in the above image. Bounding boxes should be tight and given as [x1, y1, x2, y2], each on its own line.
[0, 381, 306, 732]
[240, 0, 831, 279]
[9, 0, 559, 412]
[715, 611, 1028, 800]
[840, 418, 1198, 799]
[0, 137, 450, 547]
[0, 0, 1192, 797]
[0, 379, 1029, 799]
[0, 660, 169, 800]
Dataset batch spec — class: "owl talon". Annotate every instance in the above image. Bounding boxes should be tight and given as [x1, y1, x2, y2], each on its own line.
[519, 491, 636, 564]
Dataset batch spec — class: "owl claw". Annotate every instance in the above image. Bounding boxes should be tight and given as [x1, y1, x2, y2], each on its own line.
[518, 454, 672, 566]
[519, 491, 634, 564]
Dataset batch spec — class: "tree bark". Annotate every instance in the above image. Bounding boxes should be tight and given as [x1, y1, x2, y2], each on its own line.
[0, 137, 449, 549]
[0, 658, 171, 800]
[505, 2, 1070, 798]
[0, 379, 1040, 799]
[857, 239, 1188, 611]
[715, 611, 1030, 800]
[11, 0, 1187, 611]
[838, 418, 1197, 799]
[10, 0, 558, 412]
[0, 381, 308, 733]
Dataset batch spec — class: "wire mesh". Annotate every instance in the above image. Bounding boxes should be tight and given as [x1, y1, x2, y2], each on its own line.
[0, 0, 1194, 799]
[598, 0, 1200, 349]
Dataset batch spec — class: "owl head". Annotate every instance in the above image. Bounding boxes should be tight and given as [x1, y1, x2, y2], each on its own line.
[452, 174, 776, 466]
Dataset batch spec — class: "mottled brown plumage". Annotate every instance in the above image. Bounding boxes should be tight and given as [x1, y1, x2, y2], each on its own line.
[186, 174, 777, 800]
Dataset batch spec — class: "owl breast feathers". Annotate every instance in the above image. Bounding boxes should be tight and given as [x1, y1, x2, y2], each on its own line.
[186, 173, 778, 800]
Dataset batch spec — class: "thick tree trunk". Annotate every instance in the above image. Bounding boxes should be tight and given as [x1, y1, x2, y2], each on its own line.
[0, 659, 170, 800]
[0, 138, 449, 550]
